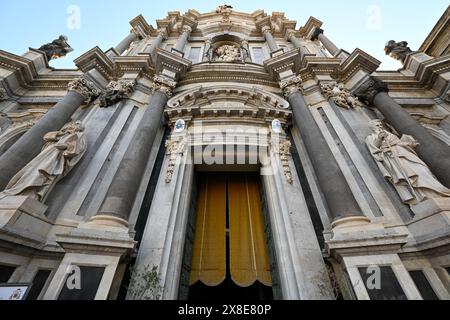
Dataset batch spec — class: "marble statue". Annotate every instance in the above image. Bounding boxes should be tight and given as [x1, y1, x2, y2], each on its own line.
[38, 35, 74, 61]
[214, 45, 242, 62]
[384, 40, 412, 63]
[0, 121, 87, 202]
[366, 120, 450, 205]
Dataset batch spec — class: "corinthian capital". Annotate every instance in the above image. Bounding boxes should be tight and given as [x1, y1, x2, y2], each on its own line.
[279, 75, 303, 98]
[261, 26, 272, 35]
[354, 77, 389, 105]
[151, 75, 177, 98]
[311, 28, 324, 41]
[181, 25, 193, 34]
[286, 29, 297, 40]
[68, 76, 101, 101]
[157, 28, 168, 40]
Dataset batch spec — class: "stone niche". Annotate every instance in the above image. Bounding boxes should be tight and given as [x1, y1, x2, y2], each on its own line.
[209, 34, 246, 63]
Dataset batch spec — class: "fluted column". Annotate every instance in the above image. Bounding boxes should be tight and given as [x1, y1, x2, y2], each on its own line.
[0, 77, 99, 190]
[356, 77, 450, 187]
[173, 25, 193, 55]
[144, 28, 168, 60]
[115, 29, 140, 55]
[280, 77, 365, 222]
[93, 76, 176, 226]
[262, 26, 279, 53]
[311, 28, 339, 56]
[286, 29, 310, 58]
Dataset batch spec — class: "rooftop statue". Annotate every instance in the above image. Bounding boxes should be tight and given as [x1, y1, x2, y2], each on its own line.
[384, 40, 412, 63]
[38, 35, 74, 61]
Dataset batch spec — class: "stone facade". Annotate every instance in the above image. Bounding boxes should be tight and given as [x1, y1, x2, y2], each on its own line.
[0, 6, 449, 300]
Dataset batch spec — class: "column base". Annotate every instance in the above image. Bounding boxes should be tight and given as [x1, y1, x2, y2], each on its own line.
[84, 214, 129, 232]
[331, 215, 371, 229]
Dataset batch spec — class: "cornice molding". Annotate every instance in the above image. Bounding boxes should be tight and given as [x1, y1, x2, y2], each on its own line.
[74, 46, 115, 81]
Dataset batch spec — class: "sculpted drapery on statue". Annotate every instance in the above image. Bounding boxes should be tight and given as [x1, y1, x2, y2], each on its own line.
[366, 120, 450, 206]
[0, 121, 87, 202]
[38, 35, 74, 61]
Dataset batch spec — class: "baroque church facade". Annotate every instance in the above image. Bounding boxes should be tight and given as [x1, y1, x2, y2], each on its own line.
[0, 5, 449, 300]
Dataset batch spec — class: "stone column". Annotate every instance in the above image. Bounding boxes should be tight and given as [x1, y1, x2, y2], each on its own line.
[0, 77, 99, 190]
[173, 25, 193, 55]
[92, 76, 175, 226]
[115, 29, 140, 55]
[311, 28, 339, 56]
[280, 77, 366, 222]
[286, 29, 310, 58]
[262, 26, 279, 53]
[144, 28, 168, 60]
[356, 77, 450, 187]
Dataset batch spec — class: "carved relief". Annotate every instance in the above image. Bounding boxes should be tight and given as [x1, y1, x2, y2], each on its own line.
[366, 120, 450, 206]
[321, 81, 362, 109]
[98, 80, 136, 108]
[0, 121, 87, 202]
[216, 5, 233, 23]
[38, 35, 74, 61]
[213, 44, 242, 62]
[68, 76, 101, 101]
[384, 40, 413, 63]
[271, 140, 293, 184]
[165, 136, 188, 183]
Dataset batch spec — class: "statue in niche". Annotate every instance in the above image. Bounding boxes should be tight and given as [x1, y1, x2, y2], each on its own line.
[384, 40, 412, 63]
[38, 35, 74, 61]
[0, 121, 87, 202]
[214, 44, 242, 62]
[366, 120, 450, 205]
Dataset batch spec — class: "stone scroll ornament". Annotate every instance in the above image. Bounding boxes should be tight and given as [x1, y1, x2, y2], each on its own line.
[384, 40, 412, 63]
[98, 80, 136, 108]
[0, 121, 87, 202]
[321, 82, 362, 109]
[38, 35, 74, 61]
[165, 136, 188, 183]
[366, 120, 450, 206]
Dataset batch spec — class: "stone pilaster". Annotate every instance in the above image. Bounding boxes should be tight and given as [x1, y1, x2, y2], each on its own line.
[280, 75, 367, 223]
[0, 76, 99, 189]
[311, 28, 339, 56]
[356, 77, 450, 187]
[262, 26, 281, 54]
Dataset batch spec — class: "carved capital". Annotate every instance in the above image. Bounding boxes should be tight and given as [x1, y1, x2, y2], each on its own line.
[157, 28, 168, 40]
[261, 26, 272, 35]
[98, 80, 136, 108]
[279, 75, 303, 98]
[355, 77, 389, 106]
[68, 76, 101, 101]
[311, 28, 324, 41]
[0, 88, 8, 101]
[271, 140, 293, 184]
[151, 75, 177, 98]
[182, 25, 193, 34]
[286, 29, 297, 40]
[321, 81, 362, 109]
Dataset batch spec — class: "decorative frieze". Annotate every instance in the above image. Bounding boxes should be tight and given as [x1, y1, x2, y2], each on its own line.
[321, 81, 362, 109]
[354, 77, 389, 105]
[165, 136, 188, 183]
[68, 76, 101, 101]
[98, 80, 136, 108]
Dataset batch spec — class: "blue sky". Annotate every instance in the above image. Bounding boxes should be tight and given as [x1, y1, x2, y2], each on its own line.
[1, 1, 448, 70]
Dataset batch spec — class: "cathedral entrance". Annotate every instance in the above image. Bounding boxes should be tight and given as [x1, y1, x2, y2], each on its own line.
[186, 172, 274, 301]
